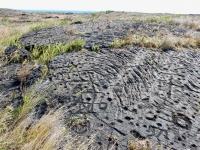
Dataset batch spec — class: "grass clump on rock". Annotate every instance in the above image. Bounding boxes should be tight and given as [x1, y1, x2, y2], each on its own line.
[31, 39, 85, 64]
[110, 34, 200, 51]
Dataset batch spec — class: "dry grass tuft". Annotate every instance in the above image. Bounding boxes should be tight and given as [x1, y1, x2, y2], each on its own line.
[18, 66, 31, 83]
[110, 33, 200, 51]
[128, 139, 151, 150]
[0, 112, 55, 150]
[160, 38, 174, 51]
[0, 107, 96, 150]
[195, 36, 200, 48]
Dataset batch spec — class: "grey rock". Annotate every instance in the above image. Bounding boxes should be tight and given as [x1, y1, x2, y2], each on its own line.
[32, 47, 200, 149]
[19, 26, 68, 50]
[0, 63, 22, 110]
[4, 45, 18, 58]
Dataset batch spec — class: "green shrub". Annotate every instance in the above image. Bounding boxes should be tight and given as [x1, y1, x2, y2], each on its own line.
[105, 10, 115, 14]
[92, 13, 97, 17]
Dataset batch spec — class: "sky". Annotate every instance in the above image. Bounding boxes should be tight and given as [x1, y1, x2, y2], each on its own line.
[1, 0, 200, 14]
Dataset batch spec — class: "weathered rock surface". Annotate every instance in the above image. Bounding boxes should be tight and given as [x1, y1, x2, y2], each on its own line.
[4, 46, 30, 62]
[33, 47, 200, 149]
[19, 26, 67, 50]
[1, 18, 200, 149]
[0, 63, 22, 110]
[4, 45, 18, 58]
[19, 21, 188, 51]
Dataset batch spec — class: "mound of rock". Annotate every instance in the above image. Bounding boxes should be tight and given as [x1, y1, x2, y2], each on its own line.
[19, 26, 67, 50]
[0, 63, 22, 110]
[33, 48, 199, 149]
[1, 21, 200, 150]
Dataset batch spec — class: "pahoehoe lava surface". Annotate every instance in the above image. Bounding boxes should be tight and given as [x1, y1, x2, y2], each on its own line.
[0, 63, 22, 110]
[36, 47, 200, 149]
[1, 19, 200, 149]
[19, 26, 67, 50]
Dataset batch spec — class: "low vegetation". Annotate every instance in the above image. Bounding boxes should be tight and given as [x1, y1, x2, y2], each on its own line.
[16, 80, 47, 121]
[30, 39, 85, 64]
[29, 22, 55, 31]
[0, 26, 85, 65]
[105, 10, 115, 14]
[0, 28, 24, 52]
[0, 104, 96, 150]
[1, 14, 9, 25]
[128, 139, 151, 150]
[91, 44, 100, 52]
[110, 34, 200, 50]
[1, 10, 200, 150]
[0, 109, 56, 149]
[144, 15, 171, 23]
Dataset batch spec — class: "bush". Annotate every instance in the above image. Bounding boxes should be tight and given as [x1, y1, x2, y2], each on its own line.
[105, 10, 115, 14]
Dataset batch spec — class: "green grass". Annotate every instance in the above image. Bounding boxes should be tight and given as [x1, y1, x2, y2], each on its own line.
[29, 20, 71, 31]
[91, 45, 100, 52]
[0, 33, 23, 48]
[0, 30, 23, 58]
[0, 23, 85, 65]
[133, 17, 141, 22]
[0, 21, 58, 56]
[31, 39, 85, 64]
[145, 15, 171, 23]
[0, 146, 8, 150]
[14, 80, 46, 122]
[110, 39, 126, 48]
[1, 14, 9, 25]
[59, 20, 70, 26]
[29, 21, 56, 31]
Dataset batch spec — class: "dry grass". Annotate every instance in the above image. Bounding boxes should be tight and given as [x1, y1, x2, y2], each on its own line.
[111, 33, 200, 50]
[0, 107, 96, 150]
[1, 11, 200, 150]
[18, 62, 38, 83]
[0, 22, 85, 66]
[0, 24, 34, 57]
[128, 139, 151, 150]
[0, 106, 15, 135]
[0, 111, 55, 149]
